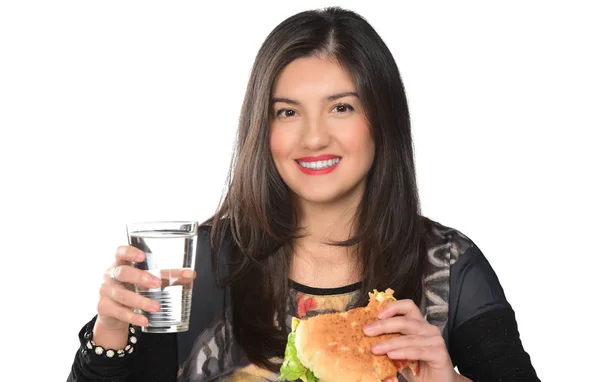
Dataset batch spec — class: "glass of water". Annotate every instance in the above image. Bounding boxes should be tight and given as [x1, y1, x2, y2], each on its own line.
[126, 221, 198, 333]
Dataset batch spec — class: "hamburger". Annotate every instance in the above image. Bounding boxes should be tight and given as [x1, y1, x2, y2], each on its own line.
[279, 289, 420, 382]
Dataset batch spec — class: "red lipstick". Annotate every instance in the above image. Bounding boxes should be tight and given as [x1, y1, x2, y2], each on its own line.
[295, 155, 341, 175]
[296, 154, 340, 162]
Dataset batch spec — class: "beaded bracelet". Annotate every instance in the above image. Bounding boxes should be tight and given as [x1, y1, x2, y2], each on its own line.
[83, 325, 138, 359]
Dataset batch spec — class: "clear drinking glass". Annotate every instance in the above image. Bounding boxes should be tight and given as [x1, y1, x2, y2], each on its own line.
[126, 221, 198, 333]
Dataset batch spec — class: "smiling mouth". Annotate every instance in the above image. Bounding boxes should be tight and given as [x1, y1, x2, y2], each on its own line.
[296, 157, 341, 170]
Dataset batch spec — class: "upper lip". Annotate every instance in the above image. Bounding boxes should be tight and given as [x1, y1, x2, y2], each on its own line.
[295, 154, 341, 162]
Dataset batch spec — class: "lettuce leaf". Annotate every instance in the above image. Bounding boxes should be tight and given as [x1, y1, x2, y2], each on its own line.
[304, 369, 318, 382]
[279, 331, 305, 381]
[279, 318, 319, 382]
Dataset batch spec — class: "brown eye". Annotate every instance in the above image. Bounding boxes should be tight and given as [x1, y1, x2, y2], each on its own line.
[276, 109, 297, 118]
[332, 104, 355, 113]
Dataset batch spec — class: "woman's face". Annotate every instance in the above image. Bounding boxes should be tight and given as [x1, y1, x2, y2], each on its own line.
[269, 57, 375, 207]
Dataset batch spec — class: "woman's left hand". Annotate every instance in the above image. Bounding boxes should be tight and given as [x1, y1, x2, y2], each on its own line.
[363, 299, 459, 382]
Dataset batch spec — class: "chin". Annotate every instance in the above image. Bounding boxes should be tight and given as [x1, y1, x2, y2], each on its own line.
[296, 193, 342, 205]
[293, 185, 362, 207]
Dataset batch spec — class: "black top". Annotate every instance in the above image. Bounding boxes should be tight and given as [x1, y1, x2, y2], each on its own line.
[68, 219, 540, 381]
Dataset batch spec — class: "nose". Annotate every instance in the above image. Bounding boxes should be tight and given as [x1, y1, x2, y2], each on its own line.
[301, 116, 331, 150]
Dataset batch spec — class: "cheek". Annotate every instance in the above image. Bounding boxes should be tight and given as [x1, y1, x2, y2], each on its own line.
[269, 128, 285, 159]
[337, 120, 375, 161]
[269, 127, 294, 162]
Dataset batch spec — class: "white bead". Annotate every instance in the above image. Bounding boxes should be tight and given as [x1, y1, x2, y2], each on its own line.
[94, 346, 104, 355]
[106, 350, 115, 358]
[86, 341, 92, 350]
[128, 346, 134, 354]
[129, 327, 135, 334]
[125, 345, 131, 351]
[130, 336, 137, 344]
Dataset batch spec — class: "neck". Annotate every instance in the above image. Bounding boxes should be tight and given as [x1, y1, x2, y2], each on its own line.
[295, 192, 361, 248]
[288, 181, 368, 288]
[289, 187, 364, 283]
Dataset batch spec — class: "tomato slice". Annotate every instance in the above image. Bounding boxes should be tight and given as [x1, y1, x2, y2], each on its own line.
[408, 361, 420, 376]
[393, 360, 420, 376]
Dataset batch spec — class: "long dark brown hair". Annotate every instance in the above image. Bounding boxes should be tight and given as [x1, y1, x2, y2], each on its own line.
[206, 7, 427, 370]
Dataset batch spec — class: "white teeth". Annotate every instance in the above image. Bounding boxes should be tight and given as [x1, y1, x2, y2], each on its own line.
[298, 157, 340, 170]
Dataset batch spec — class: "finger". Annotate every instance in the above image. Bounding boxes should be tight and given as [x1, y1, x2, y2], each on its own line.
[97, 297, 149, 327]
[107, 265, 162, 289]
[364, 315, 434, 337]
[162, 268, 195, 278]
[372, 334, 446, 356]
[388, 345, 449, 365]
[100, 282, 161, 313]
[378, 299, 424, 320]
[115, 246, 146, 265]
[383, 377, 398, 382]
[157, 268, 197, 287]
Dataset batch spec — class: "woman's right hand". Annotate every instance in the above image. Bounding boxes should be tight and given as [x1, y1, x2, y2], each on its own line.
[95, 246, 163, 331]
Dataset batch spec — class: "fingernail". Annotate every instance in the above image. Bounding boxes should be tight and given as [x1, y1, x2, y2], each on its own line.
[371, 344, 382, 353]
[363, 324, 375, 334]
[118, 247, 127, 255]
[150, 301, 160, 311]
[135, 252, 145, 261]
[142, 274, 161, 287]
[182, 269, 194, 278]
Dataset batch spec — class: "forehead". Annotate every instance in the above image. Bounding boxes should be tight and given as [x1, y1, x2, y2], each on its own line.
[272, 57, 355, 97]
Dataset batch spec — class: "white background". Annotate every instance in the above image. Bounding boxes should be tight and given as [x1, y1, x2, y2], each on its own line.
[1, 1, 598, 380]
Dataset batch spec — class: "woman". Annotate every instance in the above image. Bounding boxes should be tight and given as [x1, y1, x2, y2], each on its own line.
[68, 7, 539, 382]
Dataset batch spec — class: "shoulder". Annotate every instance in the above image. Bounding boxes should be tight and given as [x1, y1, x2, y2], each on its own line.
[420, 218, 505, 297]
[420, 217, 511, 333]
[198, 223, 211, 243]
[197, 223, 218, 246]
[197, 221, 234, 255]
[417, 217, 476, 331]
[418, 217, 510, 330]
[419, 217, 504, 280]
[194, 222, 235, 281]
[196, 224, 214, 262]
[419, 216, 475, 265]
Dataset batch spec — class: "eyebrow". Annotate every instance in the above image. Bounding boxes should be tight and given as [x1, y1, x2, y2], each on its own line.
[271, 91, 359, 105]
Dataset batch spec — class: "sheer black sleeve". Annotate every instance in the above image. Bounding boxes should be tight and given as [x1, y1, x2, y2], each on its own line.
[448, 245, 540, 381]
[67, 315, 177, 381]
